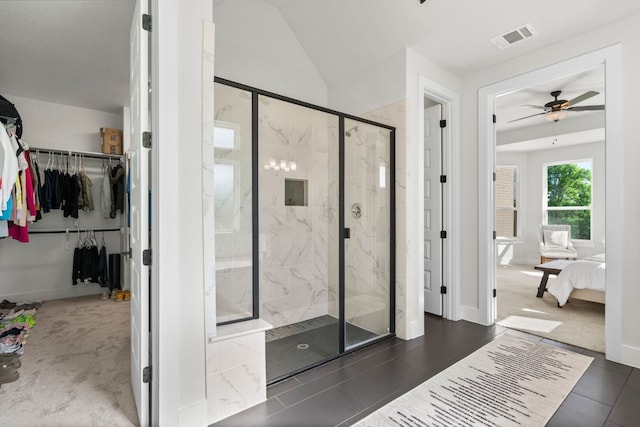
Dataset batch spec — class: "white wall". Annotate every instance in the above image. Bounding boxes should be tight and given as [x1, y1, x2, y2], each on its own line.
[497, 141, 605, 265]
[212, 0, 327, 106]
[7, 95, 122, 152]
[328, 49, 406, 115]
[154, 0, 211, 425]
[461, 15, 640, 366]
[0, 95, 124, 302]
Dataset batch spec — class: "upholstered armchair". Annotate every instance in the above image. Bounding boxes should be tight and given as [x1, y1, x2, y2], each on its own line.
[538, 224, 578, 264]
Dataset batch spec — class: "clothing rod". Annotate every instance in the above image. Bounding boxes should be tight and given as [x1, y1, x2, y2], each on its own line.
[29, 227, 123, 235]
[29, 146, 123, 161]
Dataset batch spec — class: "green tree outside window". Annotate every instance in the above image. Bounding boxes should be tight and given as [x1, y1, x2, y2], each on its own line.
[546, 162, 592, 240]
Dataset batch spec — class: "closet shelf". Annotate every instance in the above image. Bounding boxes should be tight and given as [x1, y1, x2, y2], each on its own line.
[30, 146, 123, 161]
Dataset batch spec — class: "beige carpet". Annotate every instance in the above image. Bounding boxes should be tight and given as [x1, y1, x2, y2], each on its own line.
[497, 264, 605, 353]
[0, 295, 139, 427]
[354, 333, 593, 426]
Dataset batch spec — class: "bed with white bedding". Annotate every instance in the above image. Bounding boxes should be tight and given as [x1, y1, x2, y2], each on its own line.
[547, 254, 606, 307]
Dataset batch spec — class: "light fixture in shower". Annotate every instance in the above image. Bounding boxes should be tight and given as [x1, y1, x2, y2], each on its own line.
[264, 157, 297, 172]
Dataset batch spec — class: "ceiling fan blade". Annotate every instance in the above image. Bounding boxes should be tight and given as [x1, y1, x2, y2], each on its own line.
[562, 90, 599, 107]
[507, 112, 546, 123]
[566, 105, 605, 111]
[521, 104, 547, 110]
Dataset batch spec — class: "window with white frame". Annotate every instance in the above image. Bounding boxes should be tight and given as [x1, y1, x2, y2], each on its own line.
[544, 159, 592, 240]
[213, 122, 242, 232]
[496, 166, 519, 239]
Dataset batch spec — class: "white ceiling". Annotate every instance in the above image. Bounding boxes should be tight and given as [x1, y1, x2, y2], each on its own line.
[1, 0, 637, 119]
[0, 0, 134, 114]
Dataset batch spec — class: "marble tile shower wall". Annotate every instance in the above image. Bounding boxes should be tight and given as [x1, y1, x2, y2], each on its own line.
[258, 96, 339, 329]
[343, 122, 392, 335]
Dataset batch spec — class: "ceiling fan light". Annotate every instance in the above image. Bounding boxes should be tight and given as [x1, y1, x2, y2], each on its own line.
[545, 110, 568, 122]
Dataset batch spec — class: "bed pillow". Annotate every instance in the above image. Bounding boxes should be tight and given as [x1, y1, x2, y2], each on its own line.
[544, 230, 569, 248]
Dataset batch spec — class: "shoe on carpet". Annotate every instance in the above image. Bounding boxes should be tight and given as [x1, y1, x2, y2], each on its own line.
[0, 300, 16, 309]
[1, 358, 21, 369]
[0, 367, 19, 384]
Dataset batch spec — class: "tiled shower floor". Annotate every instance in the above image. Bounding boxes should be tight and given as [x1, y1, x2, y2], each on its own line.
[266, 315, 378, 383]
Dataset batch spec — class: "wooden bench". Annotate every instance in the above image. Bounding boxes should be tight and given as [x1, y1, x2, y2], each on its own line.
[533, 259, 574, 298]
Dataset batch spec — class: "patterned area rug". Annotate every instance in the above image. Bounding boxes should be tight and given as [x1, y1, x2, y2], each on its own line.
[0, 295, 138, 427]
[354, 333, 593, 427]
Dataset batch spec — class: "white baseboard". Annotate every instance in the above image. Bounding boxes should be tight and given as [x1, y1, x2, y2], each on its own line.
[1, 284, 106, 303]
[459, 305, 487, 325]
[620, 344, 640, 369]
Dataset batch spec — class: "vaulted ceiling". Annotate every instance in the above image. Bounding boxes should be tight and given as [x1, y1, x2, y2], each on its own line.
[1, 0, 638, 118]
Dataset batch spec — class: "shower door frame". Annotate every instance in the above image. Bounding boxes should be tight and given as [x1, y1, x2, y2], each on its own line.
[214, 77, 396, 378]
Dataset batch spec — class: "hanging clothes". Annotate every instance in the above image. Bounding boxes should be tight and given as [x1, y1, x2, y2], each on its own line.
[79, 157, 94, 212]
[6, 132, 34, 242]
[101, 165, 111, 219]
[109, 164, 125, 218]
[0, 123, 18, 213]
[97, 239, 109, 287]
[29, 152, 43, 221]
[72, 232, 100, 284]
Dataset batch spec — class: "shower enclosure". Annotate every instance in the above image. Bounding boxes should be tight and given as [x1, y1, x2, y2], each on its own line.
[213, 78, 395, 383]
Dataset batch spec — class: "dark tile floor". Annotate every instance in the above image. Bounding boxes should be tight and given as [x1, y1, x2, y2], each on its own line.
[212, 314, 640, 427]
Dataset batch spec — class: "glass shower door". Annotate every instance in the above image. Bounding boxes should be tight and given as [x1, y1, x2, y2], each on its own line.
[343, 119, 393, 350]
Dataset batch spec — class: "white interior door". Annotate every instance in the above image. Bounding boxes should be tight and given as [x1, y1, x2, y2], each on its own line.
[129, 0, 150, 424]
[424, 105, 443, 315]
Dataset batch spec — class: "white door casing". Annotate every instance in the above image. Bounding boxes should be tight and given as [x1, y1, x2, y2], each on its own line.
[477, 45, 622, 361]
[424, 105, 443, 315]
[129, 0, 150, 424]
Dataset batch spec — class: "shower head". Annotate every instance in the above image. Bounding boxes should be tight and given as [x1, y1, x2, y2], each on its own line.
[345, 126, 358, 137]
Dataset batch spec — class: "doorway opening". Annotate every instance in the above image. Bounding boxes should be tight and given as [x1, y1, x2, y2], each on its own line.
[493, 66, 605, 352]
[418, 76, 459, 320]
[477, 45, 623, 360]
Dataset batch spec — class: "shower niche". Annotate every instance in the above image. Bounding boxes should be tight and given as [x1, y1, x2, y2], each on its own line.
[284, 178, 308, 206]
[213, 78, 395, 383]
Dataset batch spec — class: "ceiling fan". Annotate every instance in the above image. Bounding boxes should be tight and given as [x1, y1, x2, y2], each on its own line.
[508, 90, 605, 123]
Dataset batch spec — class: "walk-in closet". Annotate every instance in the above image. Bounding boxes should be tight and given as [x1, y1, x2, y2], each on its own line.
[0, 1, 140, 425]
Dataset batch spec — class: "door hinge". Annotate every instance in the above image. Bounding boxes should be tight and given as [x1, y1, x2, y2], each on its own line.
[440, 175, 447, 183]
[492, 114, 497, 124]
[142, 14, 152, 32]
[440, 230, 447, 239]
[493, 289, 497, 298]
[142, 249, 152, 266]
[143, 366, 152, 383]
[492, 172, 496, 181]
[440, 286, 447, 294]
[142, 131, 152, 148]
[439, 119, 447, 128]
[493, 230, 497, 240]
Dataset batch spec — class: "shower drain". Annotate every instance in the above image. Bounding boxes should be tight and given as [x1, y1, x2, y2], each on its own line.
[297, 343, 309, 350]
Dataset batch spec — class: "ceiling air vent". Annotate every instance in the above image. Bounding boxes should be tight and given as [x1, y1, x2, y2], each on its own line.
[490, 24, 536, 49]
